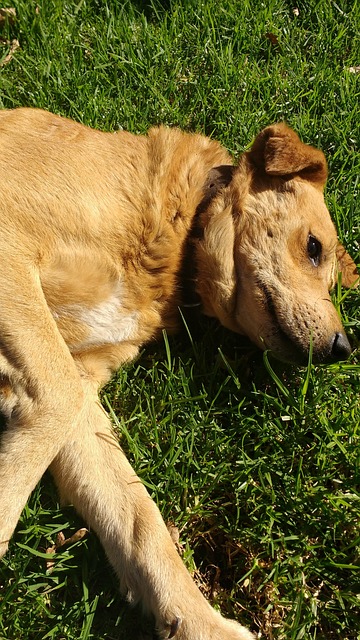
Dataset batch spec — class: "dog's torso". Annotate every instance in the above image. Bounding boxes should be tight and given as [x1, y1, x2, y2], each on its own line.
[0, 108, 231, 379]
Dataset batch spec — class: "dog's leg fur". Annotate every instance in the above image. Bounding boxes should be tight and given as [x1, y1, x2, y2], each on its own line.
[50, 378, 254, 640]
[0, 263, 84, 556]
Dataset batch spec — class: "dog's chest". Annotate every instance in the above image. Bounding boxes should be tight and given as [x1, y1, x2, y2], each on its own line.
[51, 288, 140, 350]
[41, 252, 160, 352]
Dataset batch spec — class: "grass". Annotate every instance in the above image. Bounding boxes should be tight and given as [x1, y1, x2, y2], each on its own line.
[0, 0, 359, 638]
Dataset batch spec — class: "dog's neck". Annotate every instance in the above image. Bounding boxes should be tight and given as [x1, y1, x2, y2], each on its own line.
[130, 127, 234, 334]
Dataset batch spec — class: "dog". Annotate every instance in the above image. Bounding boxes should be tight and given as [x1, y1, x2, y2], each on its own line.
[0, 108, 357, 640]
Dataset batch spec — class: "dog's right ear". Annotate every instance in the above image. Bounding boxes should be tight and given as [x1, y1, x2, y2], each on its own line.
[247, 123, 328, 186]
[336, 243, 359, 288]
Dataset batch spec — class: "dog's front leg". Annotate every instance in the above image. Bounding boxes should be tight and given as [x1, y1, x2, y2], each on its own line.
[50, 386, 254, 640]
[0, 264, 84, 557]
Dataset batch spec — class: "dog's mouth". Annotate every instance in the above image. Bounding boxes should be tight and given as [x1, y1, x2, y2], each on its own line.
[256, 282, 308, 364]
[255, 281, 349, 365]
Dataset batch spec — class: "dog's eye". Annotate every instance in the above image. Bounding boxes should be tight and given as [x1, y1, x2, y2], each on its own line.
[307, 235, 322, 266]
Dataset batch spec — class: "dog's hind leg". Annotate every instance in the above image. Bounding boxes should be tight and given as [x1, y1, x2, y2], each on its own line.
[49, 380, 254, 640]
[0, 263, 84, 557]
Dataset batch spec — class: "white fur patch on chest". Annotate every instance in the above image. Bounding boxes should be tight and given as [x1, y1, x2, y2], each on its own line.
[53, 293, 139, 349]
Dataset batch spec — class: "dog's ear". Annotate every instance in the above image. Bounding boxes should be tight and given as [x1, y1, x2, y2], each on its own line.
[336, 242, 359, 288]
[247, 123, 327, 186]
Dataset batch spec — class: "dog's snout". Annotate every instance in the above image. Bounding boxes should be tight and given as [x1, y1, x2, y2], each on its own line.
[330, 332, 352, 361]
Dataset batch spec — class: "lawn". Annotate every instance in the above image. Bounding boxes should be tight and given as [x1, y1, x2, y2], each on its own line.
[0, 1, 359, 639]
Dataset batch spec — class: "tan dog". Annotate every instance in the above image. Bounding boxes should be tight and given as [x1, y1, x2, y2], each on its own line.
[0, 108, 357, 640]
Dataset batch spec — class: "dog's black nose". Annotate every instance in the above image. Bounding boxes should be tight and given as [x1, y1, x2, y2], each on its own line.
[330, 332, 352, 361]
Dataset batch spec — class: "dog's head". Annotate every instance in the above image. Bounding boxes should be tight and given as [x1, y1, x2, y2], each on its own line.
[195, 124, 358, 363]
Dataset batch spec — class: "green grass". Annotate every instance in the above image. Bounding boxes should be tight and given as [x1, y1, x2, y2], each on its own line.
[0, 0, 359, 638]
